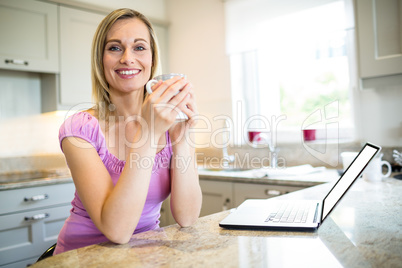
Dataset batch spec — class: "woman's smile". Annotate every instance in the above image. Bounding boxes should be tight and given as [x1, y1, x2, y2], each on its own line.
[115, 68, 141, 78]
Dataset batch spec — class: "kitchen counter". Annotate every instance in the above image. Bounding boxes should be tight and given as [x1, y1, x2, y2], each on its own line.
[198, 165, 340, 187]
[0, 169, 72, 190]
[31, 176, 402, 267]
[0, 165, 337, 191]
[0, 154, 72, 190]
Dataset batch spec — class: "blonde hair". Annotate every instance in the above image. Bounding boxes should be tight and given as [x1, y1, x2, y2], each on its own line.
[91, 8, 161, 119]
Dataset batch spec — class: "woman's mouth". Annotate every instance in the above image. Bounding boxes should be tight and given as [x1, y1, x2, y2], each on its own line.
[116, 69, 140, 77]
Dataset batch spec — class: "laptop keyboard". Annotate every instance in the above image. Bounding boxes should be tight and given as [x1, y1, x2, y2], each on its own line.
[265, 202, 309, 223]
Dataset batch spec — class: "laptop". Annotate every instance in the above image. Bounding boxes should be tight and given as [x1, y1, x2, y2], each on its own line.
[219, 142, 381, 231]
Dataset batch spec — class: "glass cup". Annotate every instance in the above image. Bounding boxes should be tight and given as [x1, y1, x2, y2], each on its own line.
[146, 73, 188, 121]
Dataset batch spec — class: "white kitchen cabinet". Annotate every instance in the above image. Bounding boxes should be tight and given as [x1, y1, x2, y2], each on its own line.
[161, 180, 234, 226]
[199, 180, 234, 217]
[0, 183, 75, 267]
[58, 6, 104, 109]
[233, 182, 303, 207]
[355, 0, 402, 80]
[0, 0, 59, 73]
[158, 179, 308, 226]
[160, 196, 176, 227]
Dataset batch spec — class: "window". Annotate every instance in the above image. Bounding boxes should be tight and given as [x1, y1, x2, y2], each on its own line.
[225, 0, 355, 145]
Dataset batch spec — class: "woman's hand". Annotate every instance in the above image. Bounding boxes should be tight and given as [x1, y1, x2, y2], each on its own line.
[142, 76, 197, 142]
[169, 80, 198, 145]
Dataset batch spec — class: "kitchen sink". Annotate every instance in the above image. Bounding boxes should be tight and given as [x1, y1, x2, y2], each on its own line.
[198, 164, 250, 172]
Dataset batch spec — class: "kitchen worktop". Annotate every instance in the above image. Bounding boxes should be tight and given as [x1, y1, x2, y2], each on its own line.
[31, 176, 402, 267]
[0, 154, 72, 190]
[0, 169, 72, 190]
[198, 165, 340, 187]
[0, 165, 337, 191]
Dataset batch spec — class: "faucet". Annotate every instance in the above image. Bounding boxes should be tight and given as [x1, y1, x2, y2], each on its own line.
[221, 120, 235, 168]
[222, 144, 235, 167]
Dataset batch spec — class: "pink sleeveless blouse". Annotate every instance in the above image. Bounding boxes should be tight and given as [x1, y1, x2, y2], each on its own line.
[54, 112, 172, 255]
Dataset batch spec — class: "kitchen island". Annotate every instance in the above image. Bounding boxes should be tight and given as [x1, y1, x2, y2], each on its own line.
[31, 176, 401, 268]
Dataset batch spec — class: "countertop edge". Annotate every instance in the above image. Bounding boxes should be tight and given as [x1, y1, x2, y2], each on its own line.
[0, 177, 73, 190]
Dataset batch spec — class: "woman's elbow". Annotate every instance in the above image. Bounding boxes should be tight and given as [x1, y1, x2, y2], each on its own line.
[104, 230, 132, 245]
[176, 214, 199, 228]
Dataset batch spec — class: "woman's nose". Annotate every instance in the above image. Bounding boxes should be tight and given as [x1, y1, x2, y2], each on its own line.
[120, 49, 135, 64]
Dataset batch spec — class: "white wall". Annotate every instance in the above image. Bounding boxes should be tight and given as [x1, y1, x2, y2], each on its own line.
[354, 86, 402, 147]
[166, 0, 232, 146]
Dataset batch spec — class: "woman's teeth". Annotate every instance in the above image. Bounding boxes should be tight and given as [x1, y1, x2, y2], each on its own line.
[118, 70, 139, 75]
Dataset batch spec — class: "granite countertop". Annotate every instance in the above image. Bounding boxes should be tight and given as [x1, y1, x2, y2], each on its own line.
[31, 177, 402, 268]
[0, 169, 72, 190]
[0, 154, 73, 190]
[198, 165, 341, 187]
[0, 165, 338, 191]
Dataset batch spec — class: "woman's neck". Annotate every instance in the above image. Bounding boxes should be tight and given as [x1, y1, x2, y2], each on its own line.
[109, 89, 144, 119]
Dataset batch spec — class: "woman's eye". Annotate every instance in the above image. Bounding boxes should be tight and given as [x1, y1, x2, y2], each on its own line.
[135, 46, 145, 51]
[108, 46, 121, 51]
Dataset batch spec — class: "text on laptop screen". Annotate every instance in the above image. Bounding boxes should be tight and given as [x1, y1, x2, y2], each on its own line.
[322, 144, 379, 220]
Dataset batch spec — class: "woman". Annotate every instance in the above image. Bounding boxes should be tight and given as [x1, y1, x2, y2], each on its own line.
[54, 8, 202, 255]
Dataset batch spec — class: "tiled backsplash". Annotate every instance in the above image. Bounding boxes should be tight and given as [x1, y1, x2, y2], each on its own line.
[0, 154, 67, 173]
[1, 110, 400, 173]
[196, 142, 401, 170]
[0, 111, 66, 158]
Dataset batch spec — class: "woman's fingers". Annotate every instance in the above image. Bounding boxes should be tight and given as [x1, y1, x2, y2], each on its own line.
[145, 76, 198, 126]
[150, 76, 186, 100]
[148, 76, 190, 111]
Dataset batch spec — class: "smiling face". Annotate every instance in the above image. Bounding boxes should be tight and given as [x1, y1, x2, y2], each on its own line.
[103, 18, 153, 95]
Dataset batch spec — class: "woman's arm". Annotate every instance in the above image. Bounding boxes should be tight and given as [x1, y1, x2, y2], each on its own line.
[169, 131, 202, 226]
[62, 131, 157, 244]
[168, 81, 202, 226]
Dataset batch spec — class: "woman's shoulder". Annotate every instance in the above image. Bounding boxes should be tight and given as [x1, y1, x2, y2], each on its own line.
[60, 110, 98, 131]
[59, 110, 104, 148]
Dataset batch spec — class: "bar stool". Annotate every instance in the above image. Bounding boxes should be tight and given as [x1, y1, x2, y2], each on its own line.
[36, 243, 57, 262]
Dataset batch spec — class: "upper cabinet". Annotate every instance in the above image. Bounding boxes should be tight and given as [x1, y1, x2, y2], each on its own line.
[58, 6, 104, 109]
[0, 0, 59, 73]
[1, 0, 169, 114]
[355, 0, 402, 80]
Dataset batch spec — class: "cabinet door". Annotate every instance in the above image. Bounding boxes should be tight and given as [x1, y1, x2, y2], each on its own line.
[160, 195, 176, 227]
[0, 183, 75, 215]
[0, 205, 71, 266]
[233, 182, 303, 207]
[0, 0, 58, 73]
[356, 0, 402, 79]
[59, 6, 104, 109]
[199, 180, 233, 217]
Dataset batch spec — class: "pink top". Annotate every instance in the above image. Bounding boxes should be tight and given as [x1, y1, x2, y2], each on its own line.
[54, 112, 172, 255]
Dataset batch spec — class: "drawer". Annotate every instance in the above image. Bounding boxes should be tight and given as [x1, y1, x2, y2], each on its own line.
[0, 205, 71, 266]
[1, 256, 38, 268]
[0, 183, 75, 215]
[233, 182, 304, 207]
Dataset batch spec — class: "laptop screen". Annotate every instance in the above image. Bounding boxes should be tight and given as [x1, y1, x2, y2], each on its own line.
[322, 143, 380, 221]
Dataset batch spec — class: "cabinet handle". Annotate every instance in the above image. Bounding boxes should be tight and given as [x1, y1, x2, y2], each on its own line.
[24, 213, 49, 221]
[24, 194, 49, 202]
[5, 59, 29, 66]
[265, 189, 281, 196]
[222, 198, 230, 211]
